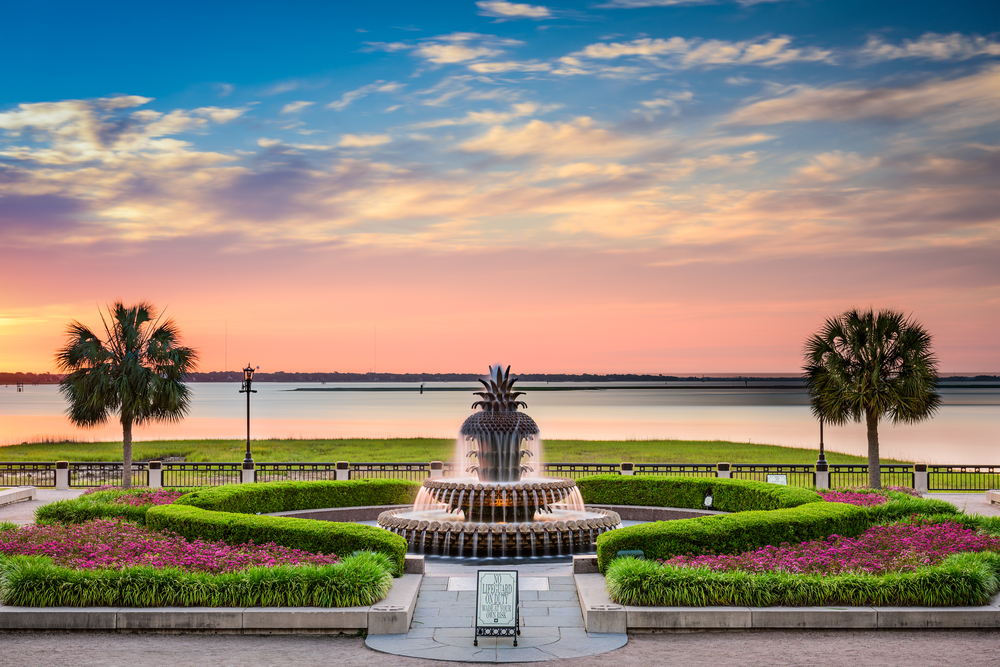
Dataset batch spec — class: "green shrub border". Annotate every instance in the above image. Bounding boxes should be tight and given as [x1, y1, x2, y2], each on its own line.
[605, 551, 1000, 607]
[173, 479, 420, 514]
[33, 480, 419, 576]
[147, 504, 409, 577]
[35, 488, 202, 526]
[0, 551, 394, 608]
[589, 476, 960, 572]
[578, 475, 821, 512]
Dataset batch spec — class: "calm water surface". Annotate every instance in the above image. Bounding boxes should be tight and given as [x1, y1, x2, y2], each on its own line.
[0, 382, 996, 464]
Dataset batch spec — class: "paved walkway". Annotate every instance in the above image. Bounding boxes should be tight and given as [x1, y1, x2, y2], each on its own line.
[0, 488, 84, 524]
[2, 630, 999, 667]
[926, 493, 1000, 517]
[366, 574, 626, 662]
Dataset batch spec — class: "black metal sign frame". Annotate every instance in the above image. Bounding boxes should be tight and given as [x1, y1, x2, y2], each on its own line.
[474, 570, 520, 646]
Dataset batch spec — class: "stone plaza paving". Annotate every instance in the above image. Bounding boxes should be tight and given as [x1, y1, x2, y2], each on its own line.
[366, 572, 627, 662]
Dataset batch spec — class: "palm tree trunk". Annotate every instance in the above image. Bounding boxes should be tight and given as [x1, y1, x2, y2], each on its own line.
[866, 409, 881, 489]
[122, 416, 133, 490]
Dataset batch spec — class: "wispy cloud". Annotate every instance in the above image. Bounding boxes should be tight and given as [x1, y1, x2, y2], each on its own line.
[468, 60, 552, 73]
[409, 102, 554, 128]
[0, 96, 240, 166]
[860, 32, 1000, 63]
[633, 91, 694, 119]
[459, 117, 655, 160]
[413, 33, 522, 65]
[567, 36, 834, 71]
[793, 151, 880, 183]
[338, 133, 392, 147]
[327, 81, 404, 111]
[727, 65, 1000, 129]
[476, 1, 553, 19]
[280, 101, 315, 114]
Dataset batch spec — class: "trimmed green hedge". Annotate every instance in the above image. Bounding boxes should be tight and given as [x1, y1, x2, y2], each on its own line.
[589, 477, 962, 572]
[577, 475, 821, 512]
[173, 479, 421, 514]
[146, 503, 409, 576]
[605, 551, 1000, 607]
[596, 501, 869, 571]
[0, 551, 393, 608]
[35, 488, 201, 526]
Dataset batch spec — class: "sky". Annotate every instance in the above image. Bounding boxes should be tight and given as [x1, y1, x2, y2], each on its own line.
[1, 0, 998, 375]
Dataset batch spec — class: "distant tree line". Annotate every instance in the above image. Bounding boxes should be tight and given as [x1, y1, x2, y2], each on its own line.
[4, 370, 996, 386]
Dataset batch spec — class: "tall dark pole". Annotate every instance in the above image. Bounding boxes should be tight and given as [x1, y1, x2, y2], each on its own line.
[817, 417, 827, 465]
[240, 364, 257, 465]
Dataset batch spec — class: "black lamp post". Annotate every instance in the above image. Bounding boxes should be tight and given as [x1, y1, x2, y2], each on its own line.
[239, 364, 258, 465]
[816, 417, 827, 466]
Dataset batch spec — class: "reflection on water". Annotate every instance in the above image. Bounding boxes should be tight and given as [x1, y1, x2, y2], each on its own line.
[0, 383, 997, 464]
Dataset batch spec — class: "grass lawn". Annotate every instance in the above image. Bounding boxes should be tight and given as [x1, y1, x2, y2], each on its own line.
[0, 438, 897, 464]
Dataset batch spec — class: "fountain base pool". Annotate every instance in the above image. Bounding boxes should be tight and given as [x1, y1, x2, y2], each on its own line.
[378, 476, 622, 558]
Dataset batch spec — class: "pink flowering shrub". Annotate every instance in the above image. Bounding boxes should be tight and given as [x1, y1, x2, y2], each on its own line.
[820, 485, 923, 506]
[658, 521, 1000, 575]
[0, 519, 339, 573]
[819, 490, 889, 506]
[81, 486, 183, 506]
[112, 490, 185, 506]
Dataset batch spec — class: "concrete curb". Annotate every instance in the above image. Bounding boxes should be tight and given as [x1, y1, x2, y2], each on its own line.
[0, 574, 423, 634]
[575, 573, 1000, 631]
[0, 486, 37, 508]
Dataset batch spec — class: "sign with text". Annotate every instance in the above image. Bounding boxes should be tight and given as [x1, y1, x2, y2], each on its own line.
[767, 474, 788, 485]
[474, 570, 520, 646]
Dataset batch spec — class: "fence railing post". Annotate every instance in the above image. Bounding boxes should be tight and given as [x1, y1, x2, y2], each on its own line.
[148, 461, 162, 488]
[914, 463, 928, 495]
[717, 462, 731, 479]
[815, 462, 829, 490]
[241, 460, 255, 484]
[429, 461, 444, 479]
[620, 462, 634, 476]
[55, 461, 69, 490]
[336, 461, 350, 481]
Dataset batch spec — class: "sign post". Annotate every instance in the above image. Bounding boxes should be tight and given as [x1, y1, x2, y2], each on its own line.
[474, 570, 520, 646]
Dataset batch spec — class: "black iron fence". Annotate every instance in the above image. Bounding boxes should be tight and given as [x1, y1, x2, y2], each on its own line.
[349, 462, 431, 481]
[256, 462, 339, 483]
[0, 462, 56, 488]
[542, 463, 619, 479]
[732, 464, 815, 487]
[830, 464, 914, 489]
[5, 460, 999, 491]
[68, 462, 148, 488]
[163, 462, 241, 488]
[928, 465, 1000, 492]
[635, 463, 717, 478]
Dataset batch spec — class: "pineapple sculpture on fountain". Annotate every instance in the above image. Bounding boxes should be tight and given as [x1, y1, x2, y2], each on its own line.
[464, 365, 537, 484]
[377, 365, 622, 557]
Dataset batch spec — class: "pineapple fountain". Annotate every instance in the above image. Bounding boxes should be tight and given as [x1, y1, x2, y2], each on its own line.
[377, 366, 621, 558]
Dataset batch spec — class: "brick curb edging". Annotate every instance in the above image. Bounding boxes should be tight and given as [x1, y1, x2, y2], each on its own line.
[575, 573, 1000, 632]
[0, 574, 421, 634]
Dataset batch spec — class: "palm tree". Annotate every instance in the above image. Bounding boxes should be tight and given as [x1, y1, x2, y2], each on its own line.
[55, 302, 198, 488]
[803, 308, 940, 489]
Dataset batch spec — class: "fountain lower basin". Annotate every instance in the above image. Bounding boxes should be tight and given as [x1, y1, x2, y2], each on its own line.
[378, 487, 621, 558]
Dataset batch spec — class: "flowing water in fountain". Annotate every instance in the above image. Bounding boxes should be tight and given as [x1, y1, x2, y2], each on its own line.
[379, 365, 621, 558]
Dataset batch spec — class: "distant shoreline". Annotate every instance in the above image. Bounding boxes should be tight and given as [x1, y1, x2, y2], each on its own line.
[4, 372, 998, 386]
